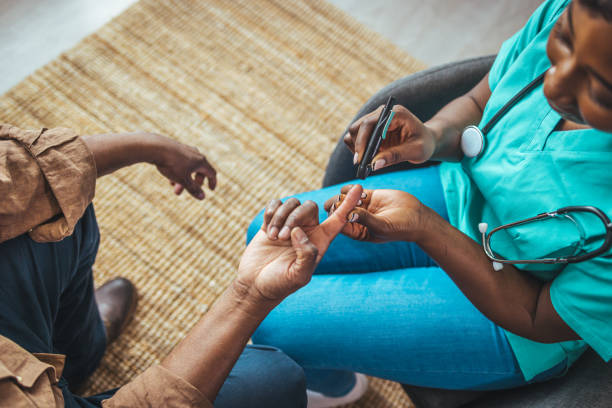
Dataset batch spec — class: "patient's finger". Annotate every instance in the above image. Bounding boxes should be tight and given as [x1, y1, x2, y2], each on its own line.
[319, 185, 363, 238]
[324, 185, 367, 213]
[340, 184, 356, 194]
[289, 226, 319, 283]
[263, 199, 283, 231]
[268, 197, 301, 240]
[340, 186, 370, 205]
[278, 200, 318, 240]
[326, 192, 368, 216]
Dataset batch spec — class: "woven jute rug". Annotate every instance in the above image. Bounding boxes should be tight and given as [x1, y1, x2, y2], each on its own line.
[1, 0, 424, 406]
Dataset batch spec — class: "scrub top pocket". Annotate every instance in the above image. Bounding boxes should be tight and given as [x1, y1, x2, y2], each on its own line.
[541, 128, 612, 152]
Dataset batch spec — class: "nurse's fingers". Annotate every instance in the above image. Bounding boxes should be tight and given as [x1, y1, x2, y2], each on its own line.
[353, 110, 383, 165]
[370, 145, 405, 171]
[348, 105, 383, 137]
[346, 106, 384, 163]
[343, 132, 354, 152]
[323, 194, 338, 213]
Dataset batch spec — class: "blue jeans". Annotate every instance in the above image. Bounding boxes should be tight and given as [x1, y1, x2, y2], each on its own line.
[0, 205, 306, 408]
[247, 166, 565, 395]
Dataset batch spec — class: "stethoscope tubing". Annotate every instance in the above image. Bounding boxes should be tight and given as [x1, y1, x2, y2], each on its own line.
[481, 206, 612, 265]
[481, 71, 547, 135]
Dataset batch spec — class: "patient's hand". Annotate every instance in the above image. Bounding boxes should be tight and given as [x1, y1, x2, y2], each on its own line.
[324, 184, 426, 243]
[154, 136, 217, 200]
[236, 185, 362, 303]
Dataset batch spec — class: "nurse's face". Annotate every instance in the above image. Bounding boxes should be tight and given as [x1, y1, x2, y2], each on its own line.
[545, 1, 612, 132]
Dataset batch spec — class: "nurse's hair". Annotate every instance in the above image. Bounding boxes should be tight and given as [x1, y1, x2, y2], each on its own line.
[578, 0, 612, 21]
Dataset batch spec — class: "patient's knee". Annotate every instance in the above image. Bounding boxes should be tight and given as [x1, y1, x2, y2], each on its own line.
[214, 344, 306, 408]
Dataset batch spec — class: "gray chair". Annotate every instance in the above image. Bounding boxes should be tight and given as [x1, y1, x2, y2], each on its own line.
[322, 56, 612, 407]
[403, 348, 611, 408]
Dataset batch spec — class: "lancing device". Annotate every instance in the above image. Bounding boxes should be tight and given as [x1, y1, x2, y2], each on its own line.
[356, 96, 396, 179]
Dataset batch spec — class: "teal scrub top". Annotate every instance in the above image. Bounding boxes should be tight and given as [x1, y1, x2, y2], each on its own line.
[439, 0, 612, 381]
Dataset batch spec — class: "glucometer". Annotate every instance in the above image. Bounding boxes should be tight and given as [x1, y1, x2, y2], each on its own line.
[356, 96, 396, 179]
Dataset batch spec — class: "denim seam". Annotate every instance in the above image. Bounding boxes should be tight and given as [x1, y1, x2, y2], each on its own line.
[330, 367, 517, 376]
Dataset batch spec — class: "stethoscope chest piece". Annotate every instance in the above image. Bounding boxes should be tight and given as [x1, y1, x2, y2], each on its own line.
[461, 125, 484, 158]
[459, 71, 547, 160]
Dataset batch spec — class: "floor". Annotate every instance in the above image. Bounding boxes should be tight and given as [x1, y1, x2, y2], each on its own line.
[333, 0, 543, 64]
[0, 0, 543, 94]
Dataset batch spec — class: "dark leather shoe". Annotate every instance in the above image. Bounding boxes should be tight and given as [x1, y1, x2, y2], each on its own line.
[95, 278, 138, 344]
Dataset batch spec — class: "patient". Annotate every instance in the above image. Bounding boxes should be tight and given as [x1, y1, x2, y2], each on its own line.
[247, 0, 612, 407]
[0, 127, 363, 407]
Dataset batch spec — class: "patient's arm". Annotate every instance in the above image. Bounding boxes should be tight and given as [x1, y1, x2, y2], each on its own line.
[83, 132, 216, 199]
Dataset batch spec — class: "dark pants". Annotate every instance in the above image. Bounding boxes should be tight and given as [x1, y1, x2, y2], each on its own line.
[0, 205, 306, 407]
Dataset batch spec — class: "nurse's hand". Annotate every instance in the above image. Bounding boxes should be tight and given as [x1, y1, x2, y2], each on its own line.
[237, 185, 362, 302]
[344, 105, 437, 171]
[324, 184, 426, 243]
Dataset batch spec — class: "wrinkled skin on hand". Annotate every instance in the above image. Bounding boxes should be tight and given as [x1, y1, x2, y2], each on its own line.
[236, 185, 363, 303]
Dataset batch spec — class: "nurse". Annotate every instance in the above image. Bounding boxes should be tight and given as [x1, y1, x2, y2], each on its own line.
[248, 0, 612, 407]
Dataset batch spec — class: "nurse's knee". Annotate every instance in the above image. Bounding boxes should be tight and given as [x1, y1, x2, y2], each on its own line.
[247, 207, 265, 244]
[252, 310, 287, 346]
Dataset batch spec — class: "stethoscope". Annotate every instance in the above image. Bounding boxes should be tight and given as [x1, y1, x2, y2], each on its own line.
[479, 207, 612, 271]
[460, 71, 547, 158]
[458, 71, 612, 269]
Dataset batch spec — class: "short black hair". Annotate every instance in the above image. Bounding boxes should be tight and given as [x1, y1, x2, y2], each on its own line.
[578, 0, 612, 21]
